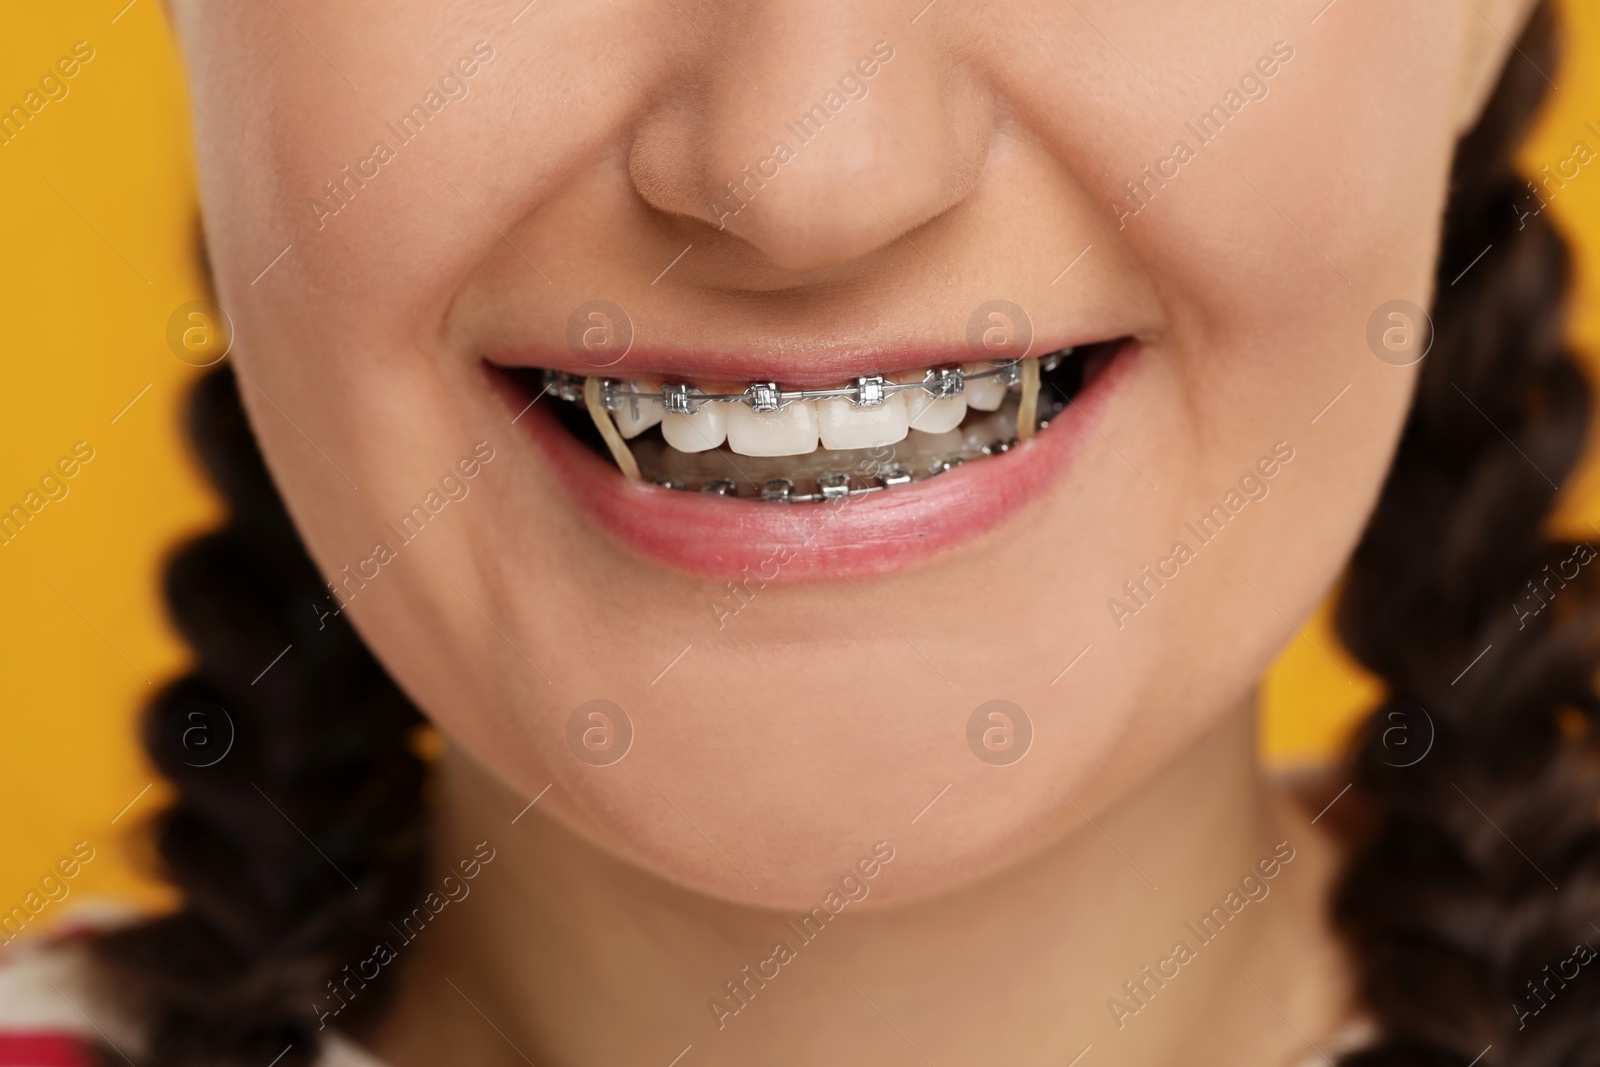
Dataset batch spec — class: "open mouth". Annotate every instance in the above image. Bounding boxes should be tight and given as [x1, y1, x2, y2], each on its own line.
[496, 341, 1123, 503]
[489, 337, 1135, 578]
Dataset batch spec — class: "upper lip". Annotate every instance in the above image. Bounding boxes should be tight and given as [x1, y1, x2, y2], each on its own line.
[482, 337, 1112, 389]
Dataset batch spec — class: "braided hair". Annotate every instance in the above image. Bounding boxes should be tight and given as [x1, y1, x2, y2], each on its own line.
[91, 362, 429, 1065]
[92, 3, 1587, 1063]
[1332, 4, 1600, 1065]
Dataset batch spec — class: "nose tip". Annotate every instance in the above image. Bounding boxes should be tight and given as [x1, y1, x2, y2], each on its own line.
[629, 31, 991, 272]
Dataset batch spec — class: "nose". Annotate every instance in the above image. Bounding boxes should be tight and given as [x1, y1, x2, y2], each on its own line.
[628, 4, 992, 272]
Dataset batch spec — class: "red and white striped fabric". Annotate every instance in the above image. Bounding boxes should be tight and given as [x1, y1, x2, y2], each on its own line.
[0, 928, 385, 1067]
[0, 926, 110, 1067]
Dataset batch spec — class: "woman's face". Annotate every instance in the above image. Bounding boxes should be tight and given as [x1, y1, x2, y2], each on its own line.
[172, 0, 1527, 907]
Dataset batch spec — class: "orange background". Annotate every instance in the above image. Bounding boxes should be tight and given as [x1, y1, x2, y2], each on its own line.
[2, 2, 1598, 923]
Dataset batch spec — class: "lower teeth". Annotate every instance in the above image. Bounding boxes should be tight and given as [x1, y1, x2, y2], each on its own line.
[629, 391, 1061, 501]
[533, 347, 1098, 502]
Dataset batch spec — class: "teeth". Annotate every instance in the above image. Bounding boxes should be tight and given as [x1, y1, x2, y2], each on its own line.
[612, 382, 663, 439]
[563, 355, 1054, 471]
[817, 394, 909, 450]
[962, 364, 1009, 411]
[903, 390, 968, 434]
[662, 403, 729, 453]
[529, 347, 1104, 500]
[727, 400, 820, 457]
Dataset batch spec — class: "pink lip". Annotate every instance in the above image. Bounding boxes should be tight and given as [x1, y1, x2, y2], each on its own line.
[505, 342, 1136, 580]
[486, 339, 1099, 390]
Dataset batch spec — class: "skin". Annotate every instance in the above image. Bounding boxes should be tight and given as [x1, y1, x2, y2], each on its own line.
[166, 0, 1537, 1063]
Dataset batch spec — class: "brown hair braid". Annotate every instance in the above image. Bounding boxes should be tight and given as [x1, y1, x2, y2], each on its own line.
[90, 364, 429, 1066]
[1333, 3, 1600, 1064]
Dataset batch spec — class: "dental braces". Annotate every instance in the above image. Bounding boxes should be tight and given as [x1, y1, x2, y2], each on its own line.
[554, 349, 1069, 498]
[651, 401, 1065, 503]
[543, 350, 1069, 415]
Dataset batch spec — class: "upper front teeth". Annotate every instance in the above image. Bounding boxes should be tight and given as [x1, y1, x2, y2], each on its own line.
[564, 356, 1053, 459]
[662, 401, 728, 452]
[903, 389, 967, 433]
[817, 393, 909, 450]
[728, 400, 820, 455]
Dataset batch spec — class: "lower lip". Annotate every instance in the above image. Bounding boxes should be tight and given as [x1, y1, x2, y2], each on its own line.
[513, 344, 1136, 580]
